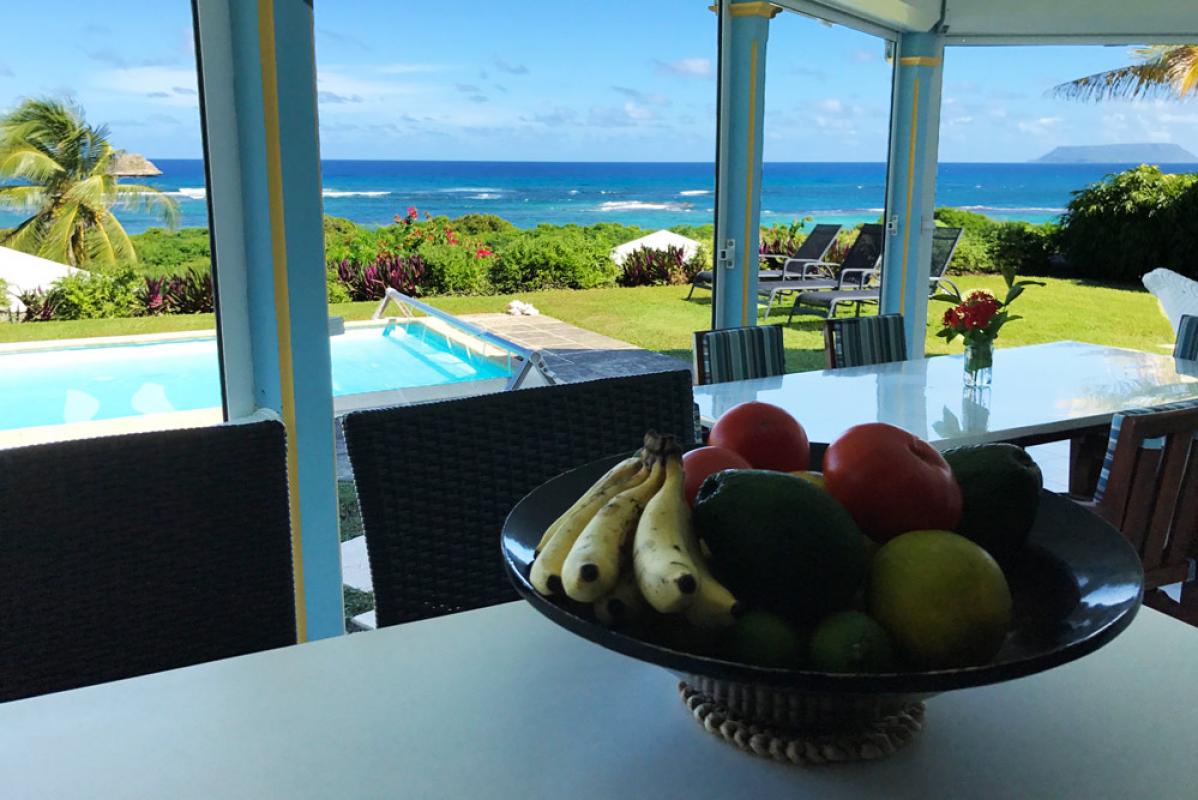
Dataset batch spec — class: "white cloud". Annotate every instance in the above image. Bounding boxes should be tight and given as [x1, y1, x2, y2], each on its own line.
[623, 101, 654, 121]
[1016, 116, 1063, 136]
[92, 66, 198, 105]
[655, 57, 712, 77]
[948, 115, 974, 126]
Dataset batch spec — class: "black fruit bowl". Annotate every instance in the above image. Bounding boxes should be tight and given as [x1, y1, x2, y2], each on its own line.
[501, 452, 1144, 732]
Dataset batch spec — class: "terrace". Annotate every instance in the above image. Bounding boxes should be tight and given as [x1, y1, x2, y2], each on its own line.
[1, 0, 1197, 796]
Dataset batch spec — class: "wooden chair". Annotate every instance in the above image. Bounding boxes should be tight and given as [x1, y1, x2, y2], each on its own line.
[693, 324, 786, 385]
[823, 313, 908, 369]
[1087, 401, 1198, 625]
[343, 370, 696, 627]
[0, 420, 297, 702]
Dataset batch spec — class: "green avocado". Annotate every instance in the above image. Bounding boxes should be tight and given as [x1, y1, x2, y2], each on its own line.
[942, 443, 1043, 564]
[693, 470, 866, 622]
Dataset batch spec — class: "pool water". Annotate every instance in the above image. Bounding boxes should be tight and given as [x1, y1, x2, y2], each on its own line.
[0, 324, 513, 431]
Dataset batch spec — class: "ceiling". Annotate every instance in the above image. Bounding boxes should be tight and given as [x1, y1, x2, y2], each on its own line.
[772, 0, 1198, 43]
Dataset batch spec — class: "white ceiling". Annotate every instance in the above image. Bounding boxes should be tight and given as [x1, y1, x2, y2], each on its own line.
[774, 0, 1198, 42]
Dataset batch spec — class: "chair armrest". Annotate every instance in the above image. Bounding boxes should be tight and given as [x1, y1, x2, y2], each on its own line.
[837, 267, 878, 290]
[932, 277, 960, 294]
[782, 258, 834, 278]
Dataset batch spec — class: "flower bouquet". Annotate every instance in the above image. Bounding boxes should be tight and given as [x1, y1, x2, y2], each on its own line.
[934, 266, 1043, 387]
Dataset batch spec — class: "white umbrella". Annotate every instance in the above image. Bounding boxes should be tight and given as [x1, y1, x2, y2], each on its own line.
[610, 230, 700, 265]
[0, 246, 79, 313]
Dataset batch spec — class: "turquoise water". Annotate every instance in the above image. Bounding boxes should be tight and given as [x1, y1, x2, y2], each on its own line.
[0, 325, 512, 431]
[8, 158, 1189, 233]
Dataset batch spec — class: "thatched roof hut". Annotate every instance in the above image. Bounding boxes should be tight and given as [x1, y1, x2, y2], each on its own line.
[108, 152, 162, 177]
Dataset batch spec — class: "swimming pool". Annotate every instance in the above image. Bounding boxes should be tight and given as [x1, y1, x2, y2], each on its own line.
[0, 323, 515, 431]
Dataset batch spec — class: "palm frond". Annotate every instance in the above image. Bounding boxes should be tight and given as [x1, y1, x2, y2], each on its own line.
[1052, 45, 1198, 101]
[95, 207, 137, 263]
[0, 185, 46, 212]
[0, 145, 64, 182]
[85, 214, 118, 266]
[0, 213, 49, 254]
[114, 182, 181, 228]
[38, 202, 82, 265]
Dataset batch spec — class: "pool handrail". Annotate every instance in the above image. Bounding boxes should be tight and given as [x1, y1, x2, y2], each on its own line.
[372, 288, 534, 361]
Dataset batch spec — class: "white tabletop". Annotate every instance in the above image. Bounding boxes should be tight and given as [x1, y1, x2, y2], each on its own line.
[1, 602, 1194, 799]
[695, 341, 1198, 447]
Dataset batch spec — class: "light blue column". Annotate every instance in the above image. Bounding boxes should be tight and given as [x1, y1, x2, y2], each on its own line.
[713, 1, 779, 330]
[880, 32, 945, 358]
[195, 0, 343, 641]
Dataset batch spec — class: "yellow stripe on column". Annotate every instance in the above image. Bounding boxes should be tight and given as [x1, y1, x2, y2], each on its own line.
[257, 0, 307, 643]
[898, 77, 920, 313]
[740, 40, 759, 326]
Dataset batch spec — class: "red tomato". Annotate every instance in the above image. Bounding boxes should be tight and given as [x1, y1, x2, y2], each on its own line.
[681, 446, 752, 505]
[708, 401, 810, 472]
[823, 423, 962, 542]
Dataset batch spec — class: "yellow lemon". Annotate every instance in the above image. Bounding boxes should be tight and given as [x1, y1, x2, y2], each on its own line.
[867, 529, 1011, 669]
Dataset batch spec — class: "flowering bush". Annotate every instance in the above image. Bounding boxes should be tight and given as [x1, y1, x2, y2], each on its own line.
[618, 245, 701, 287]
[335, 254, 427, 301]
[934, 266, 1043, 345]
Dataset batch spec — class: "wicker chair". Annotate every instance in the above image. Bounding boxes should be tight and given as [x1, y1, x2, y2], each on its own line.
[823, 313, 908, 368]
[343, 369, 696, 627]
[693, 324, 787, 385]
[0, 420, 296, 702]
[1083, 400, 1198, 626]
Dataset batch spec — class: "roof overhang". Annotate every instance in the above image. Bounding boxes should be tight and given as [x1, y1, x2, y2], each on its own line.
[772, 0, 1198, 44]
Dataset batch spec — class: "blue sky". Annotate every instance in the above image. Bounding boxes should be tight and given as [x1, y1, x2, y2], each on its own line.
[0, 0, 1195, 162]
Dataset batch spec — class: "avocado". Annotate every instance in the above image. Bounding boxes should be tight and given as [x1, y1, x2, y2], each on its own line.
[942, 443, 1043, 564]
[693, 470, 866, 622]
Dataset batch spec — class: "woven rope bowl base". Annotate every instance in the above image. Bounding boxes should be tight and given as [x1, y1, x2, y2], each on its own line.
[679, 682, 925, 767]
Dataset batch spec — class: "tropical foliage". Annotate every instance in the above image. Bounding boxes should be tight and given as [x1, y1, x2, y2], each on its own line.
[0, 98, 178, 266]
[1054, 45, 1198, 101]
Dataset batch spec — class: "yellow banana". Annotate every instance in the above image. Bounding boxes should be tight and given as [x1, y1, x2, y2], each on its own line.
[682, 536, 741, 630]
[633, 454, 701, 613]
[593, 569, 645, 628]
[531, 463, 649, 596]
[535, 454, 643, 554]
[563, 460, 665, 602]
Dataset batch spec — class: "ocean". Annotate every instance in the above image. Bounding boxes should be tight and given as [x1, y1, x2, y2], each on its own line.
[4, 160, 1192, 234]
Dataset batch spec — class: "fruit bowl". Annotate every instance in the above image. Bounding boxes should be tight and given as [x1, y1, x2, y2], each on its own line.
[501, 451, 1144, 734]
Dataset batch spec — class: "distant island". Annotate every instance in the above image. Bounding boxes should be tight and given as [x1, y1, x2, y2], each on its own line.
[1035, 143, 1198, 164]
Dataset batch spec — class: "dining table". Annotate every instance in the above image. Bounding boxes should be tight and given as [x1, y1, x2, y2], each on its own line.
[695, 340, 1198, 447]
[1, 601, 1195, 798]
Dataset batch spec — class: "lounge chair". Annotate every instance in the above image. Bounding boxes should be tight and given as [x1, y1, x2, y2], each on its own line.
[686, 223, 842, 300]
[787, 226, 962, 322]
[757, 223, 882, 318]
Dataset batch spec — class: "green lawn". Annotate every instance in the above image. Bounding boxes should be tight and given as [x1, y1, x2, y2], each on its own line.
[1, 277, 1175, 371]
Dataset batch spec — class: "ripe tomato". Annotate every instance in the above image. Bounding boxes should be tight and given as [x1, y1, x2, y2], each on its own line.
[708, 401, 810, 472]
[681, 446, 751, 506]
[823, 423, 962, 542]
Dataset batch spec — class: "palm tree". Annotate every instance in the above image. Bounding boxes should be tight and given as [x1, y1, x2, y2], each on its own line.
[1053, 45, 1198, 101]
[0, 97, 178, 266]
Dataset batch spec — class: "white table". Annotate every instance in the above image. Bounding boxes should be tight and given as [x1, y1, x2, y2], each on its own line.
[1, 602, 1194, 798]
[695, 341, 1198, 448]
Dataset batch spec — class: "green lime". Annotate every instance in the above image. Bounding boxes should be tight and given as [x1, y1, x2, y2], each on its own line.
[720, 610, 804, 668]
[808, 611, 894, 673]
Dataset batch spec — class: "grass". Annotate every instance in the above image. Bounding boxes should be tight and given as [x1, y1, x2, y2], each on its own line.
[1, 277, 1175, 372]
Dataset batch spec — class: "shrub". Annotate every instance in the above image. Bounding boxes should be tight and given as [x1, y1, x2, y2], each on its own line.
[49, 268, 142, 320]
[127, 227, 212, 276]
[451, 213, 515, 235]
[1057, 165, 1198, 281]
[335, 255, 426, 301]
[618, 246, 699, 287]
[326, 267, 351, 304]
[760, 218, 810, 257]
[489, 230, 617, 293]
[418, 243, 488, 294]
[139, 268, 214, 315]
[16, 288, 58, 321]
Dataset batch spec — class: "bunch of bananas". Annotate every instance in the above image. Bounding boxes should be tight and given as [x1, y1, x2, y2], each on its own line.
[531, 433, 741, 630]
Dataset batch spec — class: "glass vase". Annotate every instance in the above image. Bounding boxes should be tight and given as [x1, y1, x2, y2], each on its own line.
[963, 338, 994, 388]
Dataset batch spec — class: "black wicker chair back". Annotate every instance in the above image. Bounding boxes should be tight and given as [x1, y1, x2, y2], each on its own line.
[0, 420, 296, 702]
[344, 370, 696, 627]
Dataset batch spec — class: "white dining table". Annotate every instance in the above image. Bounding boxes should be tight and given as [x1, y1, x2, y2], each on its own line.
[1, 601, 1194, 799]
[694, 341, 1198, 448]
